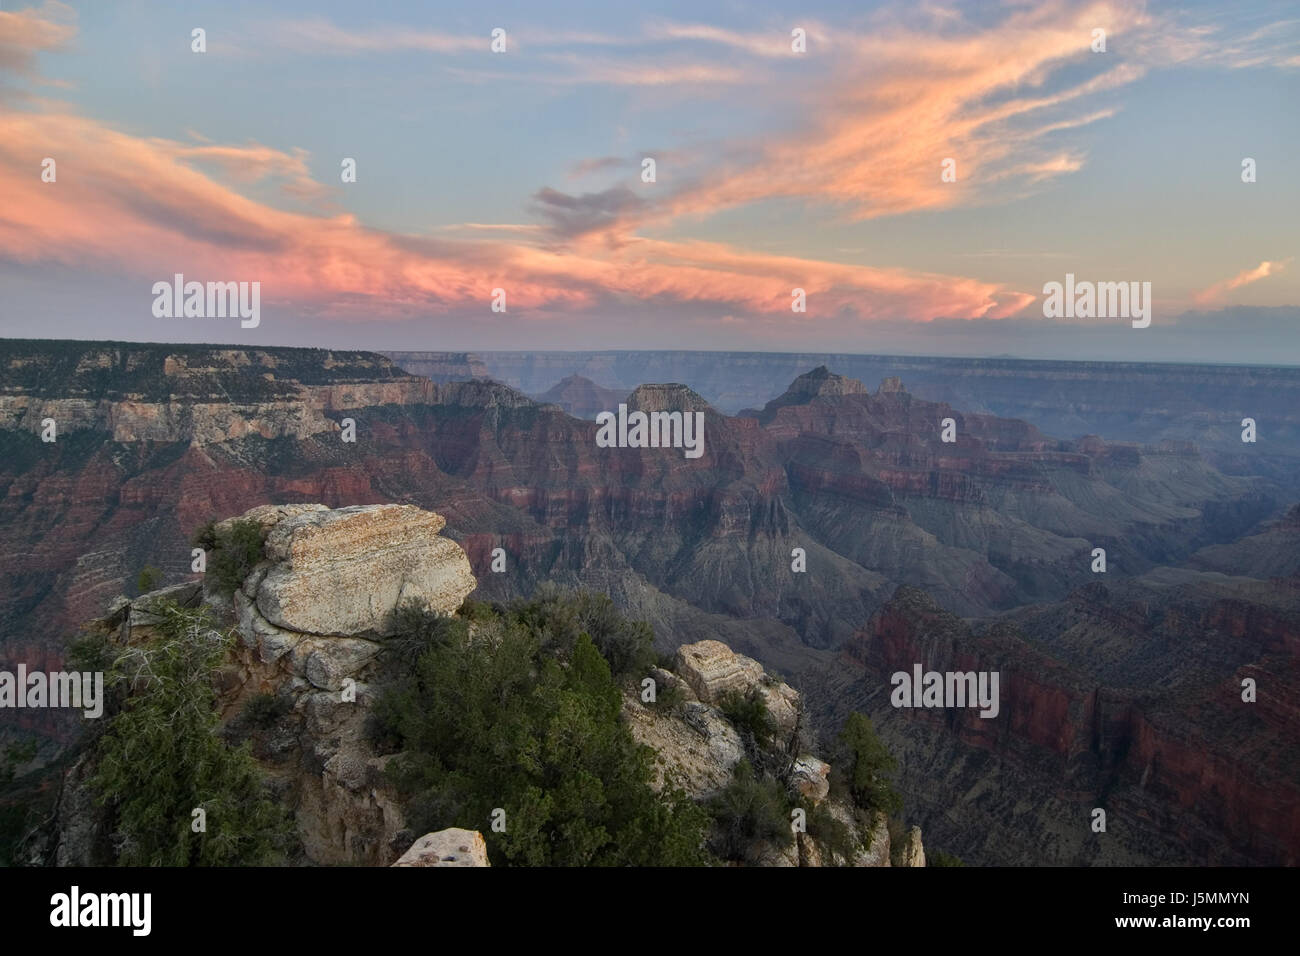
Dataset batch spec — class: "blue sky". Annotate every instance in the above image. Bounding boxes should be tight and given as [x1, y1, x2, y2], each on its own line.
[1, 0, 1298, 360]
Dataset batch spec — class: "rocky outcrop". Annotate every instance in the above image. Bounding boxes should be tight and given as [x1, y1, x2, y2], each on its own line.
[902, 826, 927, 867]
[675, 640, 766, 704]
[238, 505, 475, 638]
[391, 829, 490, 867]
[674, 640, 802, 747]
[48, 503, 476, 867]
[221, 504, 474, 864]
[626, 639, 904, 866]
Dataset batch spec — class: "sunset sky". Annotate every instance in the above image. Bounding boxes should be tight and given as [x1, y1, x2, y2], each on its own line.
[1, 0, 1298, 361]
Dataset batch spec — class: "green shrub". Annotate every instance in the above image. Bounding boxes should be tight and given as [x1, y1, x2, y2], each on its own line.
[67, 631, 113, 673]
[837, 711, 902, 816]
[381, 604, 468, 671]
[192, 519, 266, 597]
[375, 599, 710, 866]
[135, 565, 162, 594]
[805, 799, 860, 866]
[653, 681, 686, 712]
[238, 693, 292, 731]
[507, 587, 657, 682]
[718, 689, 777, 748]
[706, 759, 793, 863]
[930, 848, 966, 867]
[88, 599, 288, 865]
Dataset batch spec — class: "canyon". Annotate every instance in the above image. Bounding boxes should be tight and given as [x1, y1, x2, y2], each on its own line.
[1, 339, 1296, 866]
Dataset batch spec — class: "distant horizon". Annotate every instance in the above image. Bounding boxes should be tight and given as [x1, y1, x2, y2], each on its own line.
[6, 332, 1300, 373]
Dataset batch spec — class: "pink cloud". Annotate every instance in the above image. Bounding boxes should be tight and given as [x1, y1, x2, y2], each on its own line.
[0, 1, 75, 78]
[1194, 260, 1291, 304]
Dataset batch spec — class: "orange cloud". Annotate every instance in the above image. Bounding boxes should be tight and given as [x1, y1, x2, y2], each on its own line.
[527, 2, 1155, 248]
[0, 6, 1038, 329]
[1194, 260, 1291, 304]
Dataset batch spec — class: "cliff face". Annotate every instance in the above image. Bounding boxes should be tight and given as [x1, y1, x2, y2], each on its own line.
[0, 341, 437, 443]
[813, 579, 1300, 866]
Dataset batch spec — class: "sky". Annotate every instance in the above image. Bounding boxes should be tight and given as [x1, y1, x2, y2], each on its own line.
[0, 0, 1298, 362]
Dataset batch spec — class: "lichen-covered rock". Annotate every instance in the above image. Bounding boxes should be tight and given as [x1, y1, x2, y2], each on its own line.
[392, 829, 490, 867]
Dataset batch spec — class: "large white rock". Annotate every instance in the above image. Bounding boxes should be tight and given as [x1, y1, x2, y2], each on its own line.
[392, 829, 490, 867]
[674, 640, 765, 704]
[674, 639, 802, 743]
[250, 504, 475, 637]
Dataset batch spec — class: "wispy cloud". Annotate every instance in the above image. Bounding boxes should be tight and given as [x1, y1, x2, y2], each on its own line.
[1194, 259, 1292, 304]
[1, 0, 1296, 340]
[266, 19, 486, 55]
[0, 0, 75, 78]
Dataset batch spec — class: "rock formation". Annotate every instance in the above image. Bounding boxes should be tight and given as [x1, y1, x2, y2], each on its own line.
[535, 374, 628, 419]
[391, 829, 490, 867]
[48, 503, 476, 866]
[233, 504, 475, 639]
[625, 638, 909, 867]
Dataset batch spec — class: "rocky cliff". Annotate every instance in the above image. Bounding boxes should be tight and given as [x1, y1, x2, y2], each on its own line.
[40, 503, 915, 868]
[46, 504, 475, 866]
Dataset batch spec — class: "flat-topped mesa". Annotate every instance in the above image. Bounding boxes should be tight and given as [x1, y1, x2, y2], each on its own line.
[0, 342, 435, 442]
[625, 382, 713, 414]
